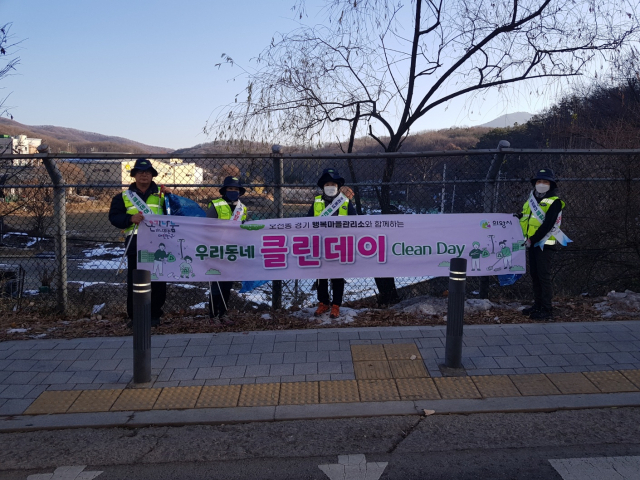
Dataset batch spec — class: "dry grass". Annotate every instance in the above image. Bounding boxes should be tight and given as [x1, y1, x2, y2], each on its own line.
[0, 293, 623, 342]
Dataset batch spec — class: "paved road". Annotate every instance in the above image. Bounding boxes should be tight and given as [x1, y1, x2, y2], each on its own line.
[2, 407, 640, 479]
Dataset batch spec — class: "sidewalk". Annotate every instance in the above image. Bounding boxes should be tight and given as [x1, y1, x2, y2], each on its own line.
[1, 320, 640, 431]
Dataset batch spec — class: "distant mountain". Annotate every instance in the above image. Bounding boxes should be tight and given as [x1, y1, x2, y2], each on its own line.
[479, 112, 533, 128]
[175, 126, 493, 156]
[0, 118, 172, 154]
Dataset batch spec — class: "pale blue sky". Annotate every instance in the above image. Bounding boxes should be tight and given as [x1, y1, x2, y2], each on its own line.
[2, 0, 549, 150]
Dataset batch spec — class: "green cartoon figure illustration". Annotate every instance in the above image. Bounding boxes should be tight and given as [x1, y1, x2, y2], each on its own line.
[469, 241, 483, 271]
[153, 243, 169, 277]
[179, 256, 195, 278]
[498, 240, 512, 270]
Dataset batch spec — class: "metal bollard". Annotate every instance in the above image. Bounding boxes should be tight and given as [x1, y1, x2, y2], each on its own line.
[445, 257, 467, 369]
[132, 269, 151, 383]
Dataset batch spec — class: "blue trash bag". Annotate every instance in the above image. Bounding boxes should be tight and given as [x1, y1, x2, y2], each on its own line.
[239, 280, 269, 293]
[165, 193, 206, 217]
[498, 274, 523, 287]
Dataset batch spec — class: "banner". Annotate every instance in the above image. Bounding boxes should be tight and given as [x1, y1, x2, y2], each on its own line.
[137, 214, 526, 281]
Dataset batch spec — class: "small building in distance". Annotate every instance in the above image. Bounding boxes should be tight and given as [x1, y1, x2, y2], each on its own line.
[60, 158, 204, 189]
[0, 135, 43, 165]
[121, 158, 203, 189]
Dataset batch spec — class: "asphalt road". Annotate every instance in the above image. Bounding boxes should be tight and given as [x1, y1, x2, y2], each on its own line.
[2, 407, 640, 479]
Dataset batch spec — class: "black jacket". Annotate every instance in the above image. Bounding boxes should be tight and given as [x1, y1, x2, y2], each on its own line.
[109, 182, 164, 230]
[109, 182, 164, 252]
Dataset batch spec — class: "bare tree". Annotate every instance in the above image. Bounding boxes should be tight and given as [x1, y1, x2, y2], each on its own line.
[210, 0, 639, 209]
[210, 0, 638, 304]
[0, 23, 21, 121]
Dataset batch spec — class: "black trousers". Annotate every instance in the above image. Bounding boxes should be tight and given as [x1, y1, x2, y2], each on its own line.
[528, 245, 556, 310]
[209, 281, 232, 317]
[126, 253, 166, 319]
[374, 277, 400, 305]
[317, 278, 345, 306]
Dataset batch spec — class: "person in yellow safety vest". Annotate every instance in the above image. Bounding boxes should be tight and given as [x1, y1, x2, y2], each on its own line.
[307, 168, 357, 319]
[516, 168, 566, 321]
[205, 176, 247, 325]
[108, 158, 171, 327]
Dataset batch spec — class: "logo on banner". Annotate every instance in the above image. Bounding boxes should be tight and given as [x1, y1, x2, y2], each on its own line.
[480, 220, 491, 229]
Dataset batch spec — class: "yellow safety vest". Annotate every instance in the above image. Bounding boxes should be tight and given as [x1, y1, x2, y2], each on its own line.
[122, 190, 164, 235]
[520, 195, 565, 243]
[313, 195, 349, 216]
[208, 198, 247, 221]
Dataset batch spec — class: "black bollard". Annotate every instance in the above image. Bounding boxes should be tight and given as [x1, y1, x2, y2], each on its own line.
[132, 269, 151, 383]
[444, 257, 467, 369]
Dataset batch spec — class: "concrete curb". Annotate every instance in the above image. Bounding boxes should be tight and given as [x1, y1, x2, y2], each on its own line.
[2, 392, 639, 433]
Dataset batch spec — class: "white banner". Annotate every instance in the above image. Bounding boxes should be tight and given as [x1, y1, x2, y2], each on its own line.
[137, 214, 526, 281]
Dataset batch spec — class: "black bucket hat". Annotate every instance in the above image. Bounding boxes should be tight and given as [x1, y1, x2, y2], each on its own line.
[220, 176, 246, 196]
[530, 168, 557, 189]
[317, 168, 345, 188]
[130, 158, 158, 177]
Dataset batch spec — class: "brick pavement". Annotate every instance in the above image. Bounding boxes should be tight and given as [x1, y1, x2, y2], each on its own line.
[1, 320, 640, 416]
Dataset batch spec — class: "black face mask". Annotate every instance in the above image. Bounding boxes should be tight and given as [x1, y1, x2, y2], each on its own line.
[225, 191, 240, 202]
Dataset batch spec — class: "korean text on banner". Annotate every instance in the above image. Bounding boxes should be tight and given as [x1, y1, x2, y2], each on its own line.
[137, 214, 526, 282]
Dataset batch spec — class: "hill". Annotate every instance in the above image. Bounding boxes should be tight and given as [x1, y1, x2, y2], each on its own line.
[174, 126, 493, 156]
[0, 118, 172, 154]
[479, 112, 533, 128]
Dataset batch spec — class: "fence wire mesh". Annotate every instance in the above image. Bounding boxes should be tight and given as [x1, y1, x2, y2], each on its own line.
[1, 149, 639, 317]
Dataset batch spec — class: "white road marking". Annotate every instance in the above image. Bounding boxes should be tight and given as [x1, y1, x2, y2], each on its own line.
[27, 465, 103, 480]
[319, 454, 388, 480]
[549, 456, 640, 480]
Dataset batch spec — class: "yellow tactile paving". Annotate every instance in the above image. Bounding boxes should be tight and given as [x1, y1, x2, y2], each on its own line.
[388, 359, 429, 379]
[279, 381, 319, 405]
[358, 379, 400, 402]
[621, 369, 640, 389]
[110, 388, 161, 411]
[472, 375, 521, 398]
[23, 368, 640, 415]
[383, 343, 422, 360]
[354, 360, 393, 380]
[546, 373, 600, 395]
[434, 377, 482, 399]
[24, 390, 81, 415]
[510, 374, 560, 396]
[319, 380, 360, 403]
[153, 386, 202, 410]
[396, 378, 441, 400]
[67, 389, 123, 413]
[238, 383, 280, 407]
[196, 385, 241, 408]
[584, 371, 640, 393]
[351, 344, 387, 361]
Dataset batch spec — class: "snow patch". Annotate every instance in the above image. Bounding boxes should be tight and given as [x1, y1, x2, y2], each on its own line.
[392, 295, 496, 316]
[78, 259, 125, 270]
[83, 244, 125, 257]
[594, 290, 640, 318]
[92, 303, 105, 314]
[292, 306, 363, 325]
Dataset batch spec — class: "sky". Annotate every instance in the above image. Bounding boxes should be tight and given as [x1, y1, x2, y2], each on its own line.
[1, 0, 552, 150]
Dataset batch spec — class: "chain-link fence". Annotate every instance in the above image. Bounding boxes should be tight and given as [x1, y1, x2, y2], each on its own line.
[1, 148, 639, 317]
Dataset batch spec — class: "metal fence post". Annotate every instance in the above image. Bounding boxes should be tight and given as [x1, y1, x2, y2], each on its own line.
[271, 145, 284, 310]
[445, 257, 467, 369]
[40, 145, 68, 313]
[132, 269, 151, 384]
[480, 140, 511, 299]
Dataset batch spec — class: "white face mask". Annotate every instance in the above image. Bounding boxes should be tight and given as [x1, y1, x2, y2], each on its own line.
[535, 184, 550, 194]
[324, 185, 338, 197]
